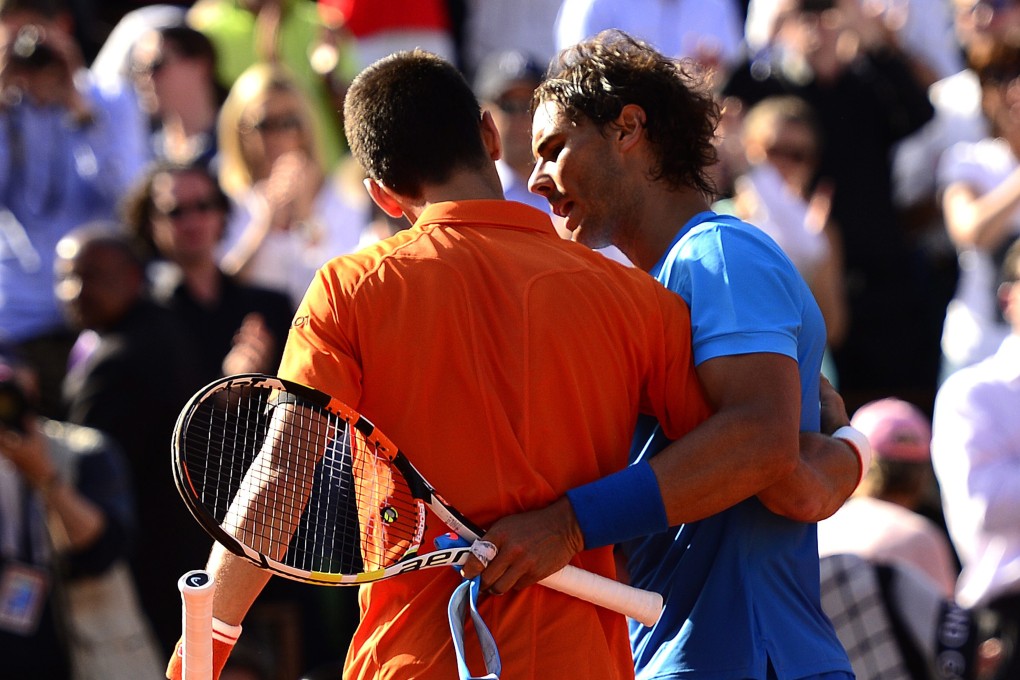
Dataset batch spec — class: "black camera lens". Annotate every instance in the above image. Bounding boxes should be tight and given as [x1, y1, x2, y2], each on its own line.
[9, 25, 58, 70]
[0, 380, 28, 433]
[797, 0, 836, 12]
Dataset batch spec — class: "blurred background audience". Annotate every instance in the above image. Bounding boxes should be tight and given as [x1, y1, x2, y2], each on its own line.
[933, 238, 1020, 680]
[818, 397, 958, 598]
[937, 42, 1020, 379]
[715, 94, 848, 361]
[0, 1, 1017, 678]
[216, 62, 371, 306]
[54, 224, 206, 656]
[0, 0, 147, 420]
[0, 344, 163, 679]
[120, 159, 293, 380]
[128, 24, 226, 169]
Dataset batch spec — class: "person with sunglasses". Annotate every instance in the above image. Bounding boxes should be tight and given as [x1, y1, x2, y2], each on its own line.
[472, 50, 549, 215]
[718, 95, 848, 355]
[473, 48, 633, 267]
[120, 160, 349, 678]
[54, 224, 206, 657]
[216, 62, 373, 307]
[128, 24, 226, 171]
[119, 160, 293, 384]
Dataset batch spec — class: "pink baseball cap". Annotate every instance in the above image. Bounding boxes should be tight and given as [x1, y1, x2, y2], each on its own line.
[850, 398, 931, 463]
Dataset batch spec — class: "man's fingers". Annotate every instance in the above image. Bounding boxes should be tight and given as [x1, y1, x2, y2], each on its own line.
[459, 552, 487, 581]
[483, 559, 543, 595]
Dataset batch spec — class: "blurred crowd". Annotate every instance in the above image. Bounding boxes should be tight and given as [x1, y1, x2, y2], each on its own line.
[0, 0, 1017, 679]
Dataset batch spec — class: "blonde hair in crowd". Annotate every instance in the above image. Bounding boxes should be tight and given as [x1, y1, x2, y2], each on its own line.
[217, 61, 326, 198]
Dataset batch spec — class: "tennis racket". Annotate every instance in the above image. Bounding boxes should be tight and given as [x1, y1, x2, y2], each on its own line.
[171, 373, 663, 626]
[178, 570, 214, 680]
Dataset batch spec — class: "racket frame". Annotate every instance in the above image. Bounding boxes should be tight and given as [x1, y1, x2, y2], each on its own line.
[172, 373, 483, 585]
[172, 373, 663, 626]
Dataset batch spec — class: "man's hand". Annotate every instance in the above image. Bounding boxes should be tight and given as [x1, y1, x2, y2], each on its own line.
[0, 418, 56, 489]
[459, 497, 584, 594]
[819, 374, 850, 435]
[0, 24, 89, 117]
[222, 313, 276, 375]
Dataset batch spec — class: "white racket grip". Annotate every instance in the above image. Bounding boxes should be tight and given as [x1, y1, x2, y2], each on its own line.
[179, 570, 215, 680]
[538, 564, 663, 627]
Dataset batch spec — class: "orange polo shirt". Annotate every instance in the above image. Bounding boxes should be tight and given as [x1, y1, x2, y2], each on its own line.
[278, 200, 710, 680]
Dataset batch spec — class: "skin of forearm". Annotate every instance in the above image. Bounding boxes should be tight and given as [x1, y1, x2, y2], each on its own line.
[206, 543, 272, 626]
[648, 402, 800, 526]
[945, 171, 1020, 251]
[219, 225, 269, 279]
[45, 481, 107, 550]
[648, 353, 859, 525]
[755, 433, 859, 522]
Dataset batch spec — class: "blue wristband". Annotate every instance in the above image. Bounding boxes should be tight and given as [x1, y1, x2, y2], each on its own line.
[565, 461, 669, 550]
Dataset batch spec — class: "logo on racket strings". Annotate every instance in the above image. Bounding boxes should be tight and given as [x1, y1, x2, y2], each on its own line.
[381, 505, 398, 524]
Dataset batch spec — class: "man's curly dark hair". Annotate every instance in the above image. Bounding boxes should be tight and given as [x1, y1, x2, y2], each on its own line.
[535, 29, 720, 198]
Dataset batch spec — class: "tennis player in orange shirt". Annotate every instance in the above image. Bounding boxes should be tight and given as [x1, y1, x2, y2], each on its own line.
[168, 49, 712, 680]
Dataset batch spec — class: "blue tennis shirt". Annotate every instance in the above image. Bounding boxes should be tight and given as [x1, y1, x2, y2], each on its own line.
[625, 212, 852, 679]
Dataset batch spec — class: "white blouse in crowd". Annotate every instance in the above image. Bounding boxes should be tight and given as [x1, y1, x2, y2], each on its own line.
[936, 137, 1020, 372]
[220, 176, 374, 307]
[931, 334, 1020, 608]
[732, 163, 829, 280]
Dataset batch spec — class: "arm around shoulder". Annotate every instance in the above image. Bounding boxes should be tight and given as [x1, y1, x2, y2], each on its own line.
[756, 376, 862, 522]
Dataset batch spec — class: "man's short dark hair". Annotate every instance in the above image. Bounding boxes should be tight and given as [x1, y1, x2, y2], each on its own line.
[63, 223, 148, 278]
[535, 29, 720, 198]
[343, 50, 490, 200]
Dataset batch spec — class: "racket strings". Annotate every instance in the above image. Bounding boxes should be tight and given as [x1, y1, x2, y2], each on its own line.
[183, 382, 426, 577]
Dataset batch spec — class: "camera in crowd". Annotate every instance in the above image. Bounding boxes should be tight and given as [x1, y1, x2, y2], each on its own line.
[6, 24, 59, 72]
[0, 371, 29, 434]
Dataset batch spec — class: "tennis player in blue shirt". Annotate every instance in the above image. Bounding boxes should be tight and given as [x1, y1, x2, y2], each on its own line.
[463, 30, 866, 680]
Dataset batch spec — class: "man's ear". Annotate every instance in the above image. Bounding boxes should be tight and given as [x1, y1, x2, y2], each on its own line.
[999, 280, 1015, 320]
[615, 104, 647, 151]
[480, 110, 504, 162]
[364, 178, 405, 219]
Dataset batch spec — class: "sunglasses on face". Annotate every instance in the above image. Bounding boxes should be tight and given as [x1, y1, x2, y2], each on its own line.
[159, 198, 222, 220]
[494, 97, 532, 116]
[765, 145, 815, 165]
[244, 114, 304, 135]
[971, 0, 1019, 11]
[131, 51, 180, 78]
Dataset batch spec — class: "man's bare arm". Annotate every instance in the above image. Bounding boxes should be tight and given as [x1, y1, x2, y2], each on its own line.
[756, 375, 860, 522]
[206, 544, 272, 626]
[463, 355, 859, 592]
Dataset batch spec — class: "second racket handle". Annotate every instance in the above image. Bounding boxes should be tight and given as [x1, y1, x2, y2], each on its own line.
[539, 564, 663, 627]
[179, 570, 215, 680]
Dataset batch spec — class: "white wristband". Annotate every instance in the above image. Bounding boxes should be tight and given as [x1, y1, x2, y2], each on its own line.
[833, 425, 873, 486]
[212, 617, 242, 646]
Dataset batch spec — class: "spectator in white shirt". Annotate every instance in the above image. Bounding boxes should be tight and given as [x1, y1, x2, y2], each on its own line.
[932, 237, 1020, 680]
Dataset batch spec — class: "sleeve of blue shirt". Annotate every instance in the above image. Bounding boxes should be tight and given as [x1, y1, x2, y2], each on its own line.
[660, 218, 801, 367]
